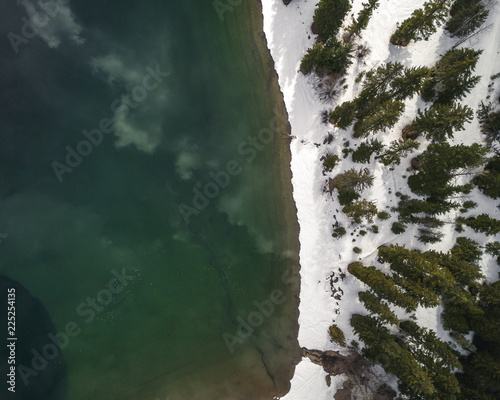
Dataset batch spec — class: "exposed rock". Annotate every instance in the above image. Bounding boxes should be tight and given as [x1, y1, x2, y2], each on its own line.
[411, 156, 422, 170]
[301, 347, 396, 400]
[311, 21, 318, 35]
[402, 124, 419, 140]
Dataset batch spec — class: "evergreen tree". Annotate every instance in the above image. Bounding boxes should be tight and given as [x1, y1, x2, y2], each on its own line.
[379, 245, 455, 303]
[485, 241, 500, 258]
[399, 320, 462, 399]
[396, 195, 458, 220]
[477, 102, 500, 148]
[349, 263, 418, 311]
[418, 227, 445, 244]
[359, 63, 428, 102]
[343, 199, 377, 223]
[321, 153, 341, 173]
[358, 291, 399, 325]
[439, 253, 483, 287]
[390, 0, 452, 46]
[391, 66, 430, 100]
[411, 102, 474, 142]
[442, 285, 484, 333]
[475, 156, 500, 198]
[329, 63, 428, 132]
[460, 351, 500, 400]
[399, 320, 462, 372]
[395, 347, 437, 398]
[300, 38, 353, 76]
[353, 99, 405, 137]
[446, 0, 490, 37]
[313, 0, 352, 40]
[352, 139, 384, 163]
[332, 168, 374, 193]
[378, 139, 420, 166]
[337, 189, 361, 205]
[359, 62, 405, 101]
[451, 236, 482, 263]
[472, 281, 500, 346]
[421, 48, 482, 104]
[457, 281, 500, 400]
[328, 324, 346, 345]
[329, 100, 357, 129]
[457, 214, 500, 235]
[352, 315, 438, 398]
[408, 142, 487, 197]
[351, 241, 500, 400]
[345, 0, 380, 41]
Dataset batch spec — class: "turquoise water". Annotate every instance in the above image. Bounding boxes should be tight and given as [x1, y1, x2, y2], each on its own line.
[0, 1, 299, 399]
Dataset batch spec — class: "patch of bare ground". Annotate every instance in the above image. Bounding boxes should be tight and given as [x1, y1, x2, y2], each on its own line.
[301, 347, 396, 400]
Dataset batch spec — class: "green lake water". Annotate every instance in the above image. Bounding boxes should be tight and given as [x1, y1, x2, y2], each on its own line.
[0, 1, 300, 399]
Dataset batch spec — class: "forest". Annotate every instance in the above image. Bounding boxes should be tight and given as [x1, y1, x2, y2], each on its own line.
[297, 0, 500, 398]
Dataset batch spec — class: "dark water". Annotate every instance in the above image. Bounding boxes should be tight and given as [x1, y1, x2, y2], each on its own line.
[0, 1, 299, 399]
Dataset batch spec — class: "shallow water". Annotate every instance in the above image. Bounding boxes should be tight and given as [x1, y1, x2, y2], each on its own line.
[0, 1, 300, 399]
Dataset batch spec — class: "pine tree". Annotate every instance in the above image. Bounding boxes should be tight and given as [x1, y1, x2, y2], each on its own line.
[378, 139, 420, 166]
[345, 0, 380, 41]
[421, 48, 482, 104]
[454, 281, 500, 400]
[390, 0, 452, 46]
[477, 101, 500, 148]
[395, 347, 436, 397]
[332, 168, 374, 193]
[396, 195, 458, 220]
[300, 38, 353, 76]
[358, 63, 428, 102]
[359, 62, 429, 103]
[329, 63, 428, 132]
[392, 66, 430, 100]
[457, 214, 500, 235]
[411, 102, 474, 142]
[485, 241, 500, 258]
[475, 156, 500, 198]
[358, 291, 399, 325]
[400, 320, 462, 372]
[313, 0, 352, 40]
[446, 0, 490, 37]
[343, 199, 377, 223]
[379, 245, 455, 303]
[439, 253, 483, 287]
[359, 62, 405, 102]
[349, 263, 418, 311]
[352, 139, 384, 163]
[451, 236, 482, 263]
[399, 320, 462, 399]
[442, 285, 484, 333]
[408, 142, 487, 197]
[330, 100, 357, 129]
[353, 99, 405, 137]
[462, 351, 500, 399]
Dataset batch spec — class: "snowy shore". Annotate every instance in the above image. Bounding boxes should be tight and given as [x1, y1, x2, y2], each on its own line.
[262, 0, 500, 398]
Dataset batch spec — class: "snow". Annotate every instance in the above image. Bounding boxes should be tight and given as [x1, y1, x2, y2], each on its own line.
[262, 0, 500, 398]
[275, 357, 344, 400]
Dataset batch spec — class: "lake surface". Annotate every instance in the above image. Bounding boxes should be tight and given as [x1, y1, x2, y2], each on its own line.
[0, 1, 300, 399]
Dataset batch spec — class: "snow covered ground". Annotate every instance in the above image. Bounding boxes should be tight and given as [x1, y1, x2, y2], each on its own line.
[262, 0, 500, 398]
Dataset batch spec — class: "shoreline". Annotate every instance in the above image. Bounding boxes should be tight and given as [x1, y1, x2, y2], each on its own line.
[261, 0, 347, 398]
[250, 0, 303, 396]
